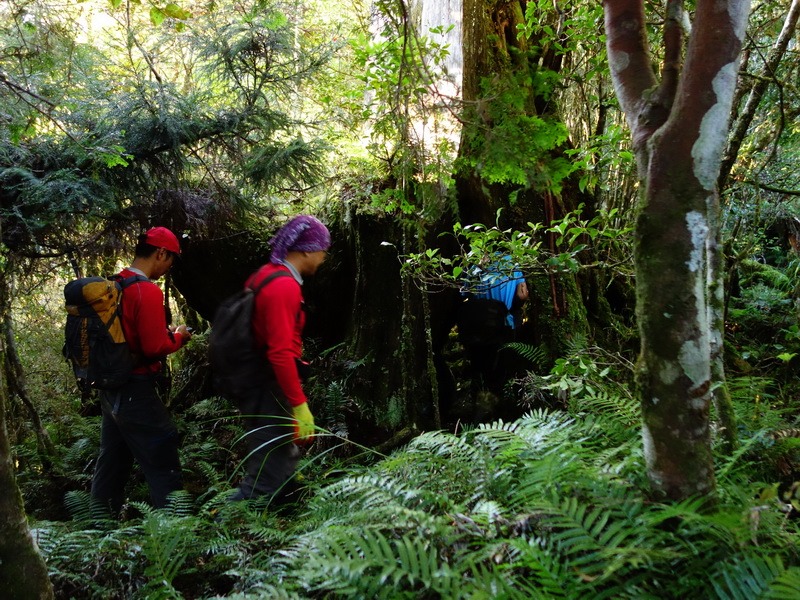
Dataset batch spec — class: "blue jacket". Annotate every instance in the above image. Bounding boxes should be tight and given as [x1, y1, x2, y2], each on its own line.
[463, 258, 525, 329]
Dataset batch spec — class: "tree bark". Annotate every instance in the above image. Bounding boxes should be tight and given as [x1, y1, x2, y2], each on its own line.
[335, 209, 439, 441]
[0, 389, 54, 599]
[458, 0, 595, 362]
[604, 0, 750, 500]
[0, 258, 54, 599]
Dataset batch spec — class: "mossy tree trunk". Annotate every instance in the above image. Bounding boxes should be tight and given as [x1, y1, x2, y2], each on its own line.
[332, 209, 439, 442]
[0, 261, 54, 600]
[604, 0, 748, 500]
[457, 0, 596, 359]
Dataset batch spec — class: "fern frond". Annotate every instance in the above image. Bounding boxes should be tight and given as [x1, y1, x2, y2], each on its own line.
[473, 419, 528, 449]
[565, 332, 589, 354]
[404, 429, 479, 462]
[140, 511, 200, 597]
[716, 432, 768, 480]
[185, 395, 232, 418]
[710, 554, 788, 600]
[314, 473, 422, 512]
[505, 342, 549, 368]
[588, 436, 644, 481]
[61, 435, 99, 474]
[765, 566, 800, 599]
[516, 408, 576, 437]
[165, 490, 195, 517]
[575, 388, 640, 429]
[218, 585, 304, 599]
[64, 490, 94, 525]
[529, 495, 671, 584]
[727, 376, 778, 409]
[505, 453, 582, 512]
[499, 537, 572, 599]
[287, 526, 458, 599]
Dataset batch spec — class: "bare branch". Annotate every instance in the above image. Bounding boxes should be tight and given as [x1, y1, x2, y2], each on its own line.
[719, 0, 800, 190]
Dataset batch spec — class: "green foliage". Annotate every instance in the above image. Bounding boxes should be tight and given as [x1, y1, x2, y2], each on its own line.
[0, 0, 336, 258]
[26, 341, 800, 599]
[458, 70, 574, 191]
[530, 341, 635, 408]
[726, 243, 800, 378]
[6, 1, 800, 597]
[139, 499, 199, 599]
[247, 407, 795, 599]
[348, 0, 458, 223]
[147, 2, 192, 28]
[401, 204, 633, 292]
[43, 490, 256, 599]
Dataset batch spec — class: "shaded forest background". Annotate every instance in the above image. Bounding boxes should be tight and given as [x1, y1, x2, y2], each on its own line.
[1, 0, 799, 598]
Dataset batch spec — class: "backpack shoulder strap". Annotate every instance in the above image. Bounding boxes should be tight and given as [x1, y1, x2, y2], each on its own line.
[249, 271, 299, 338]
[108, 274, 150, 329]
[249, 270, 294, 296]
[114, 274, 150, 289]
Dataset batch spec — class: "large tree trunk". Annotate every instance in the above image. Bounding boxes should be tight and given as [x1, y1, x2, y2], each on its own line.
[334, 209, 440, 442]
[457, 0, 597, 363]
[0, 389, 53, 599]
[0, 263, 54, 599]
[604, 0, 749, 500]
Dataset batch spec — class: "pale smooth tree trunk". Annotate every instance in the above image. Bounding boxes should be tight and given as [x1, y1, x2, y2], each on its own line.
[604, 0, 750, 500]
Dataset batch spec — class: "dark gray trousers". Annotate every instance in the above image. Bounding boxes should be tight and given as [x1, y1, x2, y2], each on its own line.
[91, 376, 182, 513]
[235, 380, 300, 500]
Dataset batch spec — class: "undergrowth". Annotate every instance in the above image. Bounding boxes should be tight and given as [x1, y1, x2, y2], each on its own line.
[16, 235, 800, 599]
[36, 383, 799, 599]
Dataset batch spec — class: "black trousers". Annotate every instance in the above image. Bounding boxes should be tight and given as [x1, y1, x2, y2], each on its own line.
[235, 380, 300, 500]
[91, 376, 182, 513]
[465, 326, 515, 393]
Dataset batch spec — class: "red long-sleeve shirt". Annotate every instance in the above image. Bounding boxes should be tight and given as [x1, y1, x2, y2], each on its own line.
[118, 268, 185, 375]
[247, 263, 306, 407]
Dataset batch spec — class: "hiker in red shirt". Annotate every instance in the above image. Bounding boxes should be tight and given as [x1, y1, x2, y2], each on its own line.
[91, 227, 193, 515]
[230, 215, 330, 503]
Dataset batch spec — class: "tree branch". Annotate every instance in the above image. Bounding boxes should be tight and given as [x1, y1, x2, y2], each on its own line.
[603, 0, 659, 167]
[719, 0, 800, 191]
[0, 71, 56, 107]
[658, 0, 683, 110]
[745, 180, 800, 196]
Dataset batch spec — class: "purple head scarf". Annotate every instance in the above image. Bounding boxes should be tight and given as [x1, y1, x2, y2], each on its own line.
[269, 215, 331, 264]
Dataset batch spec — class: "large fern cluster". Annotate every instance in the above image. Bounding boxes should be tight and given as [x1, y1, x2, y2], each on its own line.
[36, 388, 799, 598]
[219, 408, 798, 599]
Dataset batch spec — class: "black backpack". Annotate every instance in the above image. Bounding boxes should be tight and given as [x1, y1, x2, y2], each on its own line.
[63, 274, 148, 392]
[209, 270, 294, 401]
[456, 296, 510, 346]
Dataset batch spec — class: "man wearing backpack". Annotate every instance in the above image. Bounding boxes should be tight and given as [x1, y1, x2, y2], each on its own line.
[229, 214, 330, 503]
[91, 226, 193, 515]
[457, 255, 529, 396]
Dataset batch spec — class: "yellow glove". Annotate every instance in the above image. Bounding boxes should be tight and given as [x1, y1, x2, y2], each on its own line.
[291, 402, 315, 443]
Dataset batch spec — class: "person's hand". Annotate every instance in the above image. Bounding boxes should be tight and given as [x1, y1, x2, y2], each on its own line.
[175, 324, 193, 343]
[516, 281, 529, 302]
[291, 402, 315, 443]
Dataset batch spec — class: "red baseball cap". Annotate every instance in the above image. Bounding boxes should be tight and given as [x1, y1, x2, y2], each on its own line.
[144, 227, 181, 255]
